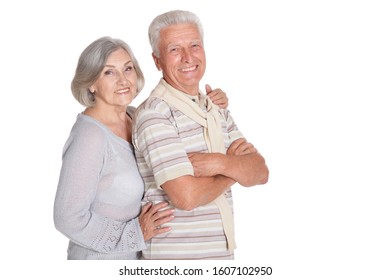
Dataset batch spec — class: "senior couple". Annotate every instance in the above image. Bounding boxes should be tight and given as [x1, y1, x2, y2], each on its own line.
[54, 10, 269, 260]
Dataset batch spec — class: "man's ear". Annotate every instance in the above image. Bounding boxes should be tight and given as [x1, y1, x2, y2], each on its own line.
[152, 53, 162, 71]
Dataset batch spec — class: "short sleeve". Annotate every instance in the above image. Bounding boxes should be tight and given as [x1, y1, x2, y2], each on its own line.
[222, 109, 245, 144]
[133, 106, 194, 187]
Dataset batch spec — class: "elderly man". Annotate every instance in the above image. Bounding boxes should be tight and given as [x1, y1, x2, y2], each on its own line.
[133, 10, 269, 260]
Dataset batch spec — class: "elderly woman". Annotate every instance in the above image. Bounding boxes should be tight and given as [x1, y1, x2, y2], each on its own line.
[53, 36, 229, 260]
[53, 37, 175, 260]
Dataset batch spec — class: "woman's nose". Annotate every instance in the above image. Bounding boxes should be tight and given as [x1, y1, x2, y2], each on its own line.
[117, 72, 128, 84]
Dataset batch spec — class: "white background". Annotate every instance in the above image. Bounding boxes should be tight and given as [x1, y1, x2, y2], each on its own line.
[1, 0, 389, 279]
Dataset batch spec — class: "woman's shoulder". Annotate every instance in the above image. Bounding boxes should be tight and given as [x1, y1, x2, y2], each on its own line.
[60, 114, 109, 158]
[69, 113, 111, 143]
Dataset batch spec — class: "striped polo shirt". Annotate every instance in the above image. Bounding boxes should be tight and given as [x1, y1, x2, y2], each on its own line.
[132, 80, 243, 260]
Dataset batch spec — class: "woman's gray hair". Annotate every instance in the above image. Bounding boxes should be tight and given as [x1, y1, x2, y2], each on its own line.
[71, 36, 145, 107]
[148, 10, 204, 57]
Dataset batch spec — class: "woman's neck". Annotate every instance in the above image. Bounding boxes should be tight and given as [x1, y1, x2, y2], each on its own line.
[84, 105, 132, 142]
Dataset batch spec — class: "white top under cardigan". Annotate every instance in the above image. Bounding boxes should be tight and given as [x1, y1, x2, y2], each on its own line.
[53, 107, 146, 260]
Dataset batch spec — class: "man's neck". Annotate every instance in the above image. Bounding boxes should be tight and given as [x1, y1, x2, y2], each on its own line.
[162, 77, 199, 96]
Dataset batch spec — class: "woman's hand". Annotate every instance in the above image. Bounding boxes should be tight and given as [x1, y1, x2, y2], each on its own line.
[206, 84, 229, 109]
[139, 201, 174, 241]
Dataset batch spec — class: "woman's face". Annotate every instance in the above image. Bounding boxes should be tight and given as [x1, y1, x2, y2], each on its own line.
[90, 48, 138, 109]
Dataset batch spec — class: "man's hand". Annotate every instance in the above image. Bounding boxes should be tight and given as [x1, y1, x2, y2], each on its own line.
[227, 138, 258, 156]
[189, 138, 268, 186]
[188, 152, 223, 177]
[188, 139, 258, 177]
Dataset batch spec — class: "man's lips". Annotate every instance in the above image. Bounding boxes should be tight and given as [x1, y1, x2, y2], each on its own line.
[179, 65, 197, 72]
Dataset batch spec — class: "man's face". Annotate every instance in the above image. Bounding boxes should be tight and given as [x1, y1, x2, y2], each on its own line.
[153, 23, 206, 96]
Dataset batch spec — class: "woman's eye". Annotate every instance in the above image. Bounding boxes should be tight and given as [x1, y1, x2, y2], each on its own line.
[125, 66, 133, 71]
[104, 70, 113, 75]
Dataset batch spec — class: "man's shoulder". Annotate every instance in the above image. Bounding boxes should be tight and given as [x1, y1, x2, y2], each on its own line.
[135, 96, 172, 118]
[136, 96, 161, 111]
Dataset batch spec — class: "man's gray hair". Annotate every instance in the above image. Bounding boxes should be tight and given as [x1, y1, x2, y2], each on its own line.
[148, 10, 204, 57]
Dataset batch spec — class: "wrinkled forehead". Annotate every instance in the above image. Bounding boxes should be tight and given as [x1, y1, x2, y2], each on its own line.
[160, 23, 202, 45]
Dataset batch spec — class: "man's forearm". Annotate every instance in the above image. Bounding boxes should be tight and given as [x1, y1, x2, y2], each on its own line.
[162, 175, 235, 210]
[220, 152, 269, 186]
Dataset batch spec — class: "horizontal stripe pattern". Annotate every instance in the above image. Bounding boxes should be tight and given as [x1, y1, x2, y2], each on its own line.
[133, 87, 243, 260]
